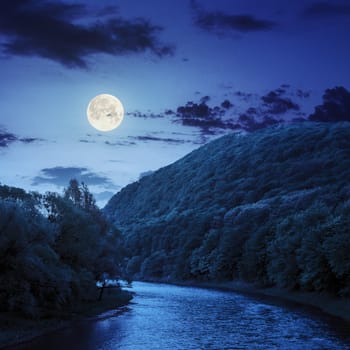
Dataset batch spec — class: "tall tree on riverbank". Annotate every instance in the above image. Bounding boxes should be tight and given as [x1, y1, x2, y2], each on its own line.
[0, 182, 124, 318]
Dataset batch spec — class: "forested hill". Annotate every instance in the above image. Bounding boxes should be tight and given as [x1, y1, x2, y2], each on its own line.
[105, 122, 350, 295]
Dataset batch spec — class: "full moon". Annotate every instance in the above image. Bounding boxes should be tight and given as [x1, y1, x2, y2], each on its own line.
[87, 94, 124, 132]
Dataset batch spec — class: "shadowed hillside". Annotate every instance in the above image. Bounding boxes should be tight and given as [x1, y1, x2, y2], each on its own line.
[105, 122, 350, 295]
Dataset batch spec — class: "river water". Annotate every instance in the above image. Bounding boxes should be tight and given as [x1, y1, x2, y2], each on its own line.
[8, 282, 350, 350]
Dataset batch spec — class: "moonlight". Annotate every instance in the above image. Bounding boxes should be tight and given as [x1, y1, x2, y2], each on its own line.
[87, 94, 124, 132]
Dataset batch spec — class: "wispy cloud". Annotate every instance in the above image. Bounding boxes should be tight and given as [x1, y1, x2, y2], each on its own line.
[105, 140, 136, 146]
[0, 129, 17, 148]
[0, 0, 174, 68]
[0, 127, 42, 148]
[304, 1, 350, 18]
[32, 166, 117, 188]
[128, 135, 190, 144]
[126, 111, 164, 119]
[190, 0, 277, 35]
[79, 139, 96, 144]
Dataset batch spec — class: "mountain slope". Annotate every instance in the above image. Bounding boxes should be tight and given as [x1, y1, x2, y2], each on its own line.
[105, 122, 350, 295]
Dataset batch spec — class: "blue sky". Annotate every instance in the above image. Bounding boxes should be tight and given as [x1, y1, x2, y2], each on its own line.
[1, 0, 350, 206]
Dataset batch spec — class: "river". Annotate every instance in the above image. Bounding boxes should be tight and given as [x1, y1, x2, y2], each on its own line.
[7, 282, 350, 350]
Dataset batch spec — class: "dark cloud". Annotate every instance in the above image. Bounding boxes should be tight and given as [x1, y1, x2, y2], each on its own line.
[304, 1, 350, 18]
[79, 139, 95, 143]
[233, 91, 255, 102]
[0, 129, 17, 148]
[221, 99, 233, 109]
[296, 89, 311, 98]
[281, 84, 290, 89]
[126, 111, 164, 119]
[32, 166, 117, 188]
[0, 0, 174, 68]
[0, 127, 42, 148]
[171, 86, 309, 136]
[20, 137, 42, 143]
[129, 135, 189, 144]
[261, 88, 300, 115]
[309, 86, 350, 122]
[233, 86, 307, 131]
[238, 114, 280, 132]
[105, 140, 136, 146]
[174, 98, 239, 136]
[191, 0, 277, 34]
[246, 107, 258, 115]
[165, 109, 175, 116]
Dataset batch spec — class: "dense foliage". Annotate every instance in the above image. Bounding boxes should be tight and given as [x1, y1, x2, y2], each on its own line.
[0, 180, 124, 318]
[105, 122, 350, 296]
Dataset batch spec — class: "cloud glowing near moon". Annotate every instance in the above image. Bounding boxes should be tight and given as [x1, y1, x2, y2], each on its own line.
[87, 94, 124, 132]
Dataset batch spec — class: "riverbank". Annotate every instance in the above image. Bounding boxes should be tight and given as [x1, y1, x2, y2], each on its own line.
[0, 289, 132, 349]
[145, 278, 350, 324]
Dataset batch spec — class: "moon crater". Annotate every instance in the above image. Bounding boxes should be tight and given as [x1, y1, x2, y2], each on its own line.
[87, 94, 124, 132]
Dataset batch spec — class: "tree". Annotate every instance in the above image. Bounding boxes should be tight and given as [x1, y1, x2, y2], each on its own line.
[0, 182, 126, 318]
[45, 183, 122, 288]
[0, 198, 71, 317]
[63, 179, 82, 207]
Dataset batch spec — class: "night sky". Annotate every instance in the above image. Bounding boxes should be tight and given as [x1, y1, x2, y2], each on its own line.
[1, 0, 350, 206]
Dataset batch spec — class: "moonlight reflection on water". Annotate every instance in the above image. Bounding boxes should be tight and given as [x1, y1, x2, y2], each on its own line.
[9, 282, 350, 350]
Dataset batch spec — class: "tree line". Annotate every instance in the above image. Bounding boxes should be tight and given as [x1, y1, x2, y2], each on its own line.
[0, 180, 125, 318]
[105, 122, 350, 296]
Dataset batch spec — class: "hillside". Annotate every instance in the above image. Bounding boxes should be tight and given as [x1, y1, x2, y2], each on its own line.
[105, 122, 350, 295]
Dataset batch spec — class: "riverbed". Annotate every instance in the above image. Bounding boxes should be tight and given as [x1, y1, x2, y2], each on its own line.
[6, 282, 350, 350]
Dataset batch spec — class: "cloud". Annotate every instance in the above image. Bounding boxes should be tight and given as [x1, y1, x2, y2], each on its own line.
[128, 135, 189, 145]
[170, 86, 309, 136]
[105, 140, 136, 146]
[79, 139, 95, 143]
[174, 98, 239, 136]
[261, 88, 300, 115]
[32, 166, 117, 188]
[304, 1, 350, 18]
[0, 0, 174, 68]
[296, 89, 311, 98]
[0, 127, 42, 148]
[308, 86, 350, 122]
[221, 100, 233, 109]
[233, 91, 255, 102]
[126, 111, 164, 119]
[191, 0, 277, 35]
[0, 129, 17, 148]
[19, 137, 42, 143]
[237, 114, 280, 132]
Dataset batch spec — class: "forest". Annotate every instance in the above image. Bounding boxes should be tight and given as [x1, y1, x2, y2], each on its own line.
[0, 180, 128, 319]
[105, 122, 350, 296]
[2, 87, 350, 322]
